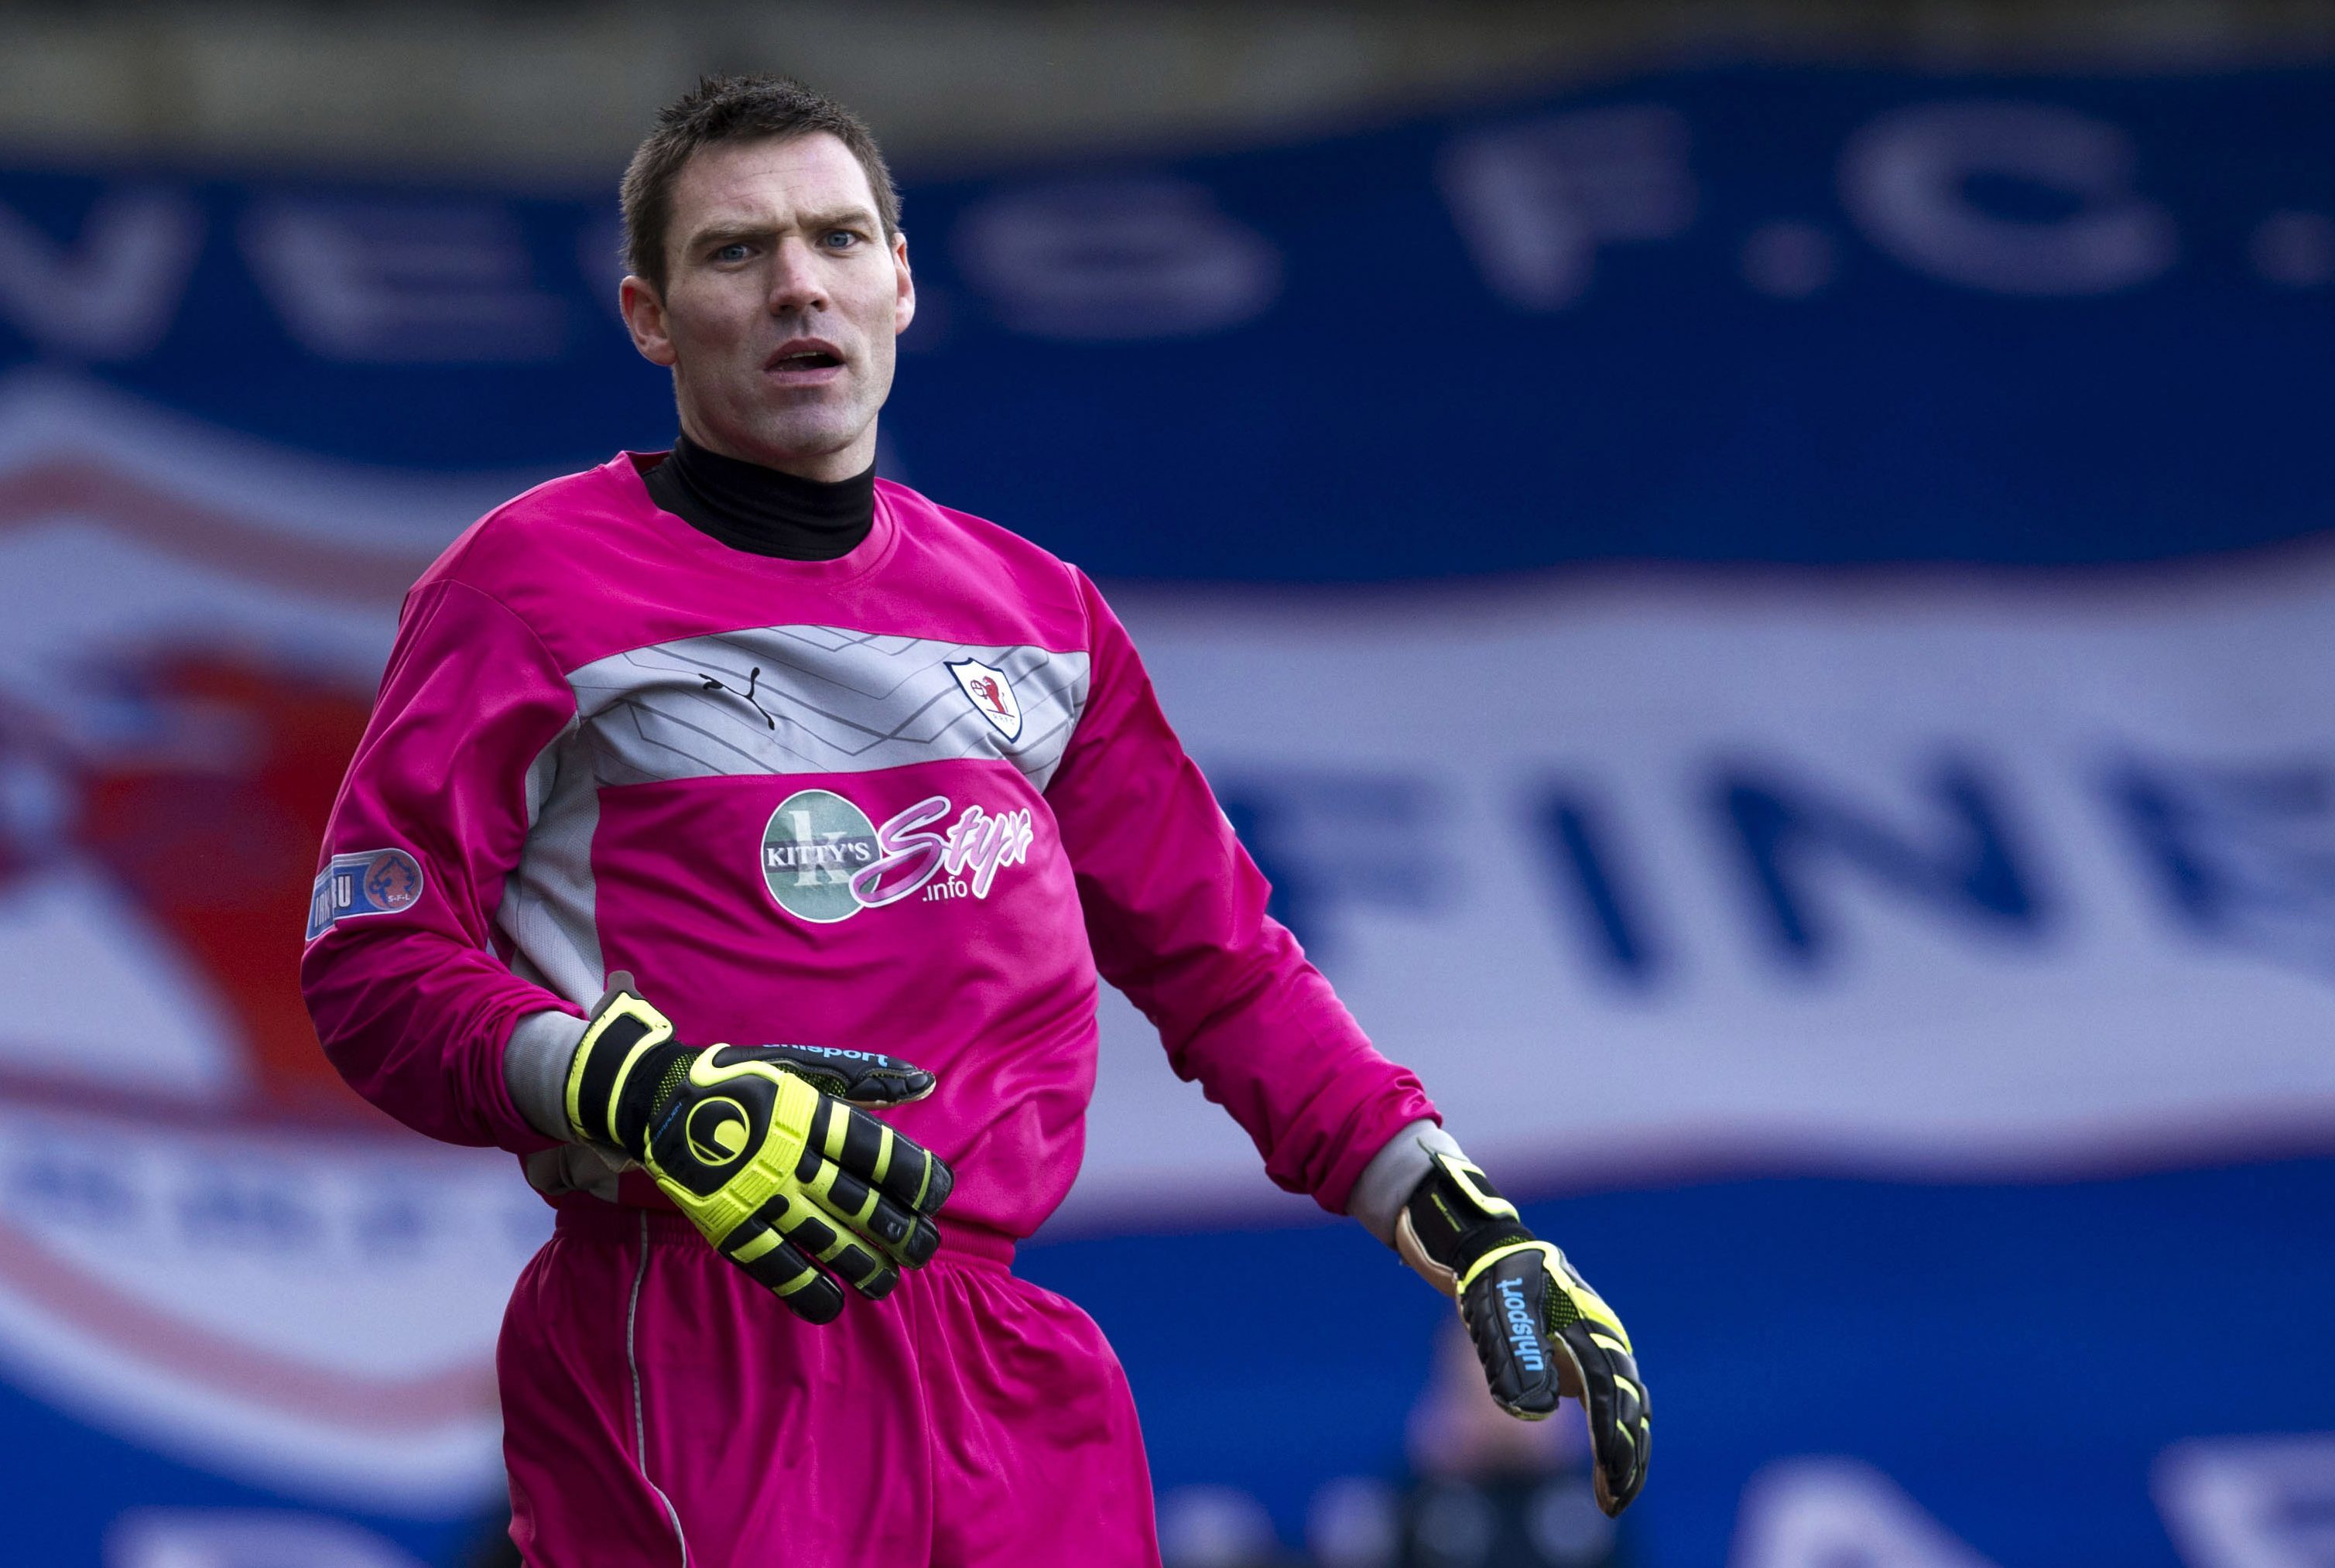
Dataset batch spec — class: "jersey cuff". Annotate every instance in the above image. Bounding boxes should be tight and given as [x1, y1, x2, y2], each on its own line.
[504, 1008, 588, 1141]
[1347, 1118, 1463, 1247]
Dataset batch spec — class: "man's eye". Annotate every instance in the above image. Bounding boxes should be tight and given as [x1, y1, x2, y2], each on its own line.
[713, 242, 752, 263]
[822, 231, 861, 250]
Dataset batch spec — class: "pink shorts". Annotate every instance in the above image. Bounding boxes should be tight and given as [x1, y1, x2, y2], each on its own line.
[499, 1204, 1162, 1566]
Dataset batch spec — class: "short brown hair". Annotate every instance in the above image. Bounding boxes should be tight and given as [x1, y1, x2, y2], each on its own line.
[621, 74, 902, 293]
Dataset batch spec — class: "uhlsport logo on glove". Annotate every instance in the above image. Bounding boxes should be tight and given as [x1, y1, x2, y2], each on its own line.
[683, 1097, 754, 1165]
[1497, 1276, 1547, 1374]
[762, 787, 1036, 923]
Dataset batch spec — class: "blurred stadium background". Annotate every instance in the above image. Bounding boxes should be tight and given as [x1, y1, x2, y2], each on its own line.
[3, 1, 2333, 1563]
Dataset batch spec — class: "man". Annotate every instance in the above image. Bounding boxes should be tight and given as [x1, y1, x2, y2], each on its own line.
[302, 75, 1646, 1566]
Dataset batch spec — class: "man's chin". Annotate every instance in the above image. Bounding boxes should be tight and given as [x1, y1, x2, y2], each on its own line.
[705, 414, 873, 477]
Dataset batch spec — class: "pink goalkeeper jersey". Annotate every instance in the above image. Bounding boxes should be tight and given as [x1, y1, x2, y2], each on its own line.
[300, 453, 1433, 1245]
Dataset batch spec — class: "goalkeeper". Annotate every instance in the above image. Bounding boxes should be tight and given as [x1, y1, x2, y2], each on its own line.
[301, 74, 1645, 1566]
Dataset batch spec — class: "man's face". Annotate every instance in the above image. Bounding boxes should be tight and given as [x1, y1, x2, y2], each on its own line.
[621, 133, 914, 481]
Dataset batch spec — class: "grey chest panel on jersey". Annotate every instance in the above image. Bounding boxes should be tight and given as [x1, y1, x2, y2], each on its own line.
[567, 625, 1092, 791]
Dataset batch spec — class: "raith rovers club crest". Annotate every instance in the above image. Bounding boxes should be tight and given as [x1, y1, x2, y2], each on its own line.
[947, 656, 1022, 742]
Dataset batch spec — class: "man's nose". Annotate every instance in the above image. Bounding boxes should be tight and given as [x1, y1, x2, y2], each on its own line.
[766, 236, 830, 313]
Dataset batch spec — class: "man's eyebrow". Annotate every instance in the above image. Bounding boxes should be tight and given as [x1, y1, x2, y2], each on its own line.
[796, 204, 881, 232]
[683, 221, 772, 252]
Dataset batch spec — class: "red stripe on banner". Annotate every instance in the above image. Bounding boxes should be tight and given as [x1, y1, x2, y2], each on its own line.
[0, 457, 431, 604]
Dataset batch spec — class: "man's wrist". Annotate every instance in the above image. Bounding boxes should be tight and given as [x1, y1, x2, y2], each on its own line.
[1347, 1118, 1461, 1247]
[504, 1009, 589, 1142]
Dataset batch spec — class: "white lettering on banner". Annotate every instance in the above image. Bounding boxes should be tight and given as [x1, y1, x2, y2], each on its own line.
[2, 91, 2320, 373]
[241, 201, 567, 362]
[951, 178, 1281, 340]
[2154, 1434, 2335, 1568]
[1840, 102, 2177, 295]
[0, 190, 203, 360]
[1065, 556, 2335, 1220]
[1731, 1459, 2001, 1568]
[1439, 105, 1696, 310]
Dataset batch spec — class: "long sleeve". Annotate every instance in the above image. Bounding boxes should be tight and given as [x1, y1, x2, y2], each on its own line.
[1046, 569, 1436, 1214]
[300, 575, 582, 1153]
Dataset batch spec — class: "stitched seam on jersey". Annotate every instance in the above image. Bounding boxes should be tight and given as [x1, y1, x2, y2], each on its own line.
[1066, 557, 1094, 656]
[415, 578, 584, 967]
[1046, 564, 1101, 793]
[496, 708, 605, 1000]
[436, 577, 583, 699]
[628, 1211, 692, 1567]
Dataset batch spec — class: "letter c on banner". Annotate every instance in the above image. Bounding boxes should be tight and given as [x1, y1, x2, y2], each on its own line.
[1840, 101, 2176, 295]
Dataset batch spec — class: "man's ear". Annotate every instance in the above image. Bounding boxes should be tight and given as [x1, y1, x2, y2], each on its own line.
[620, 275, 677, 367]
[891, 231, 916, 338]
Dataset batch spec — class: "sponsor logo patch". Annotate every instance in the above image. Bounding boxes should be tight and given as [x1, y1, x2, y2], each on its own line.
[947, 656, 1023, 743]
[306, 848, 426, 940]
[762, 787, 1036, 922]
[761, 789, 882, 923]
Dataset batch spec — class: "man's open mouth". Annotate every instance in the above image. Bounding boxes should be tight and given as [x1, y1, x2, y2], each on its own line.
[768, 344, 844, 371]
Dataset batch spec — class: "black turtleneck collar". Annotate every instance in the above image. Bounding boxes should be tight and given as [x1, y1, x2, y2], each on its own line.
[643, 433, 875, 561]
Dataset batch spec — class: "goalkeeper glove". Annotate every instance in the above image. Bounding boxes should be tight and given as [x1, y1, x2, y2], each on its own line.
[1397, 1151, 1650, 1517]
[564, 973, 954, 1324]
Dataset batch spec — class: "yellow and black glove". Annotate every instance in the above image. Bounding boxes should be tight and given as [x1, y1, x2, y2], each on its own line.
[1397, 1152, 1650, 1517]
[565, 973, 953, 1323]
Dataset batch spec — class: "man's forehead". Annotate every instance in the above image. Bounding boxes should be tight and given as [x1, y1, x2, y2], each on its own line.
[672, 133, 879, 231]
